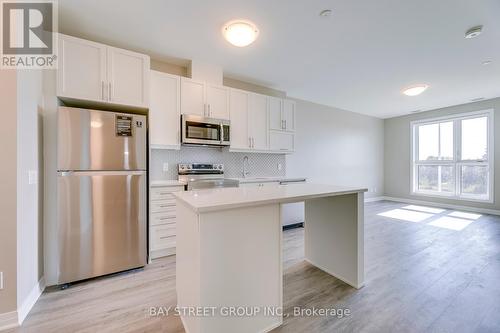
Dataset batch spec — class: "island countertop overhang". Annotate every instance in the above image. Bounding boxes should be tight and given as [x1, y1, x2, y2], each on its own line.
[173, 183, 368, 213]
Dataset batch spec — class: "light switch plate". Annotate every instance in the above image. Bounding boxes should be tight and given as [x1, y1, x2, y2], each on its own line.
[277, 163, 282, 171]
[163, 163, 169, 172]
[28, 170, 38, 185]
[0, 271, 3, 290]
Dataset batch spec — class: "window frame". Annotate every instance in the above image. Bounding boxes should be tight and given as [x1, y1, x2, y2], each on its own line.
[410, 109, 494, 203]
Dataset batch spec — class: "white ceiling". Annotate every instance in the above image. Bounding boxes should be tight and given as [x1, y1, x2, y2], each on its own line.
[59, 0, 500, 118]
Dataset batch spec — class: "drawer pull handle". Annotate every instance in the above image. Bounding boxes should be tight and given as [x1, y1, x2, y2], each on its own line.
[159, 236, 174, 240]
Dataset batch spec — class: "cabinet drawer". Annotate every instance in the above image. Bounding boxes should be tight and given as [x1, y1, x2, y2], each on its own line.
[151, 186, 184, 201]
[151, 225, 176, 250]
[151, 211, 176, 226]
[151, 200, 176, 213]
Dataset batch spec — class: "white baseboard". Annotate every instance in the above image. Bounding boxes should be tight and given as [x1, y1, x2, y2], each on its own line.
[364, 196, 384, 203]
[381, 196, 500, 216]
[17, 276, 45, 325]
[0, 311, 18, 331]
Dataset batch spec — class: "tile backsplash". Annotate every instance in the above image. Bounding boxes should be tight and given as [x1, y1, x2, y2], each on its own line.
[150, 147, 286, 180]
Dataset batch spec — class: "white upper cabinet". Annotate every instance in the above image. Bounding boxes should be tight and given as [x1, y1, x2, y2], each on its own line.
[57, 34, 150, 108]
[268, 97, 283, 131]
[270, 131, 295, 152]
[149, 70, 181, 149]
[206, 84, 229, 119]
[249, 93, 269, 150]
[181, 78, 229, 119]
[180, 77, 206, 117]
[57, 35, 107, 102]
[283, 99, 296, 132]
[268, 96, 296, 132]
[107, 47, 150, 108]
[229, 88, 250, 150]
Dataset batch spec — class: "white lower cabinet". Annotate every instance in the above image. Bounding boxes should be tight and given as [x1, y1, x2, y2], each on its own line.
[149, 184, 184, 259]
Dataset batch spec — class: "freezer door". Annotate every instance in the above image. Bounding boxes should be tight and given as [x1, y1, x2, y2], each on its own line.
[56, 170, 147, 284]
[58, 107, 146, 171]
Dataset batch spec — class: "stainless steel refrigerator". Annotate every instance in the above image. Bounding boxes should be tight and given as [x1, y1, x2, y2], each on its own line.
[56, 106, 147, 285]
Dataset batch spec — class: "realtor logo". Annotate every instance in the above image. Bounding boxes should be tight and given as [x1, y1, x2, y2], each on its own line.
[1, 0, 58, 68]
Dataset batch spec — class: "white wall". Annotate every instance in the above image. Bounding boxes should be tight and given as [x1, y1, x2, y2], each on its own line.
[286, 99, 385, 198]
[16, 70, 45, 321]
[384, 97, 500, 210]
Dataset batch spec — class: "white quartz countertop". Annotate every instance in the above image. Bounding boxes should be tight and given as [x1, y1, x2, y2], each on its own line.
[150, 180, 186, 187]
[226, 176, 307, 184]
[173, 183, 367, 213]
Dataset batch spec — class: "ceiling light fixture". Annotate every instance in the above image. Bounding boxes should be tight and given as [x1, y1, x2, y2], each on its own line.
[482, 60, 492, 65]
[222, 19, 259, 47]
[319, 9, 332, 17]
[402, 84, 429, 96]
[465, 25, 483, 39]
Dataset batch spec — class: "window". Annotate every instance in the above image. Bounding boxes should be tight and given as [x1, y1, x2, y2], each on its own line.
[411, 110, 493, 202]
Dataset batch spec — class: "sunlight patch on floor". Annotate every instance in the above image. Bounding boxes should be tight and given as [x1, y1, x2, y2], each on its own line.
[378, 205, 481, 231]
[378, 209, 433, 222]
[448, 211, 482, 220]
[428, 216, 474, 231]
[403, 205, 445, 214]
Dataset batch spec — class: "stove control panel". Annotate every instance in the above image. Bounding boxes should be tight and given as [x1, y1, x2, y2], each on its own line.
[178, 163, 224, 174]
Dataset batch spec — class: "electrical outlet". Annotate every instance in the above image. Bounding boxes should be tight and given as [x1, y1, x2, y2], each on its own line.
[0, 272, 3, 290]
[277, 163, 282, 171]
[162, 163, 169, 172]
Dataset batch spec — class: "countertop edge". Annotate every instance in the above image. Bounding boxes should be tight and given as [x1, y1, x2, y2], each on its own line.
[150, 180, 186, 187]
[174, 188, 368, 213]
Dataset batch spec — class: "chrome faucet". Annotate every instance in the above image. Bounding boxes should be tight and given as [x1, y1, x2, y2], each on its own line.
[242, 156, 250, 178]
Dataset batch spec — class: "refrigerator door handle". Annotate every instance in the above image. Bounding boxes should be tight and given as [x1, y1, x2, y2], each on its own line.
[57, 170, 146, 177]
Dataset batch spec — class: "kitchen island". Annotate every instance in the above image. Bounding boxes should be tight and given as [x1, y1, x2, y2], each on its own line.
[174, 183, 367, 333]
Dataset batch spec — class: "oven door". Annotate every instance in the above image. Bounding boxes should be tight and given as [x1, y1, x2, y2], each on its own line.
[181, 115, 230, 146]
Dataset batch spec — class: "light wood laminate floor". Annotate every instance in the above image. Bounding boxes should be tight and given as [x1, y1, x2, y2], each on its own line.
[8, 201, 500, 333]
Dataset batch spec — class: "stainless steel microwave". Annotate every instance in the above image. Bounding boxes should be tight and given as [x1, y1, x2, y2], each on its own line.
[181, 114, 230, 146]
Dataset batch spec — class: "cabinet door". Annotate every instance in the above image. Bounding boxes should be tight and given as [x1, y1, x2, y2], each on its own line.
[270, 131, 294, 152]
[249, 93, 268, 150]
[206, 84, 229, 119]
[269, 96, 283, 131]
[283, 99, 296, 132]
[229, 89, 250, 149]
[57, 34, 107, 101]
[107, 47, 150, 107]
[180, 78, 206, 116]
[149, 70, 181, 149]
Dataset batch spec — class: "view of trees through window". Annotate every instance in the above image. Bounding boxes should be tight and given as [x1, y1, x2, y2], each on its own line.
[413, 113, 490, 201]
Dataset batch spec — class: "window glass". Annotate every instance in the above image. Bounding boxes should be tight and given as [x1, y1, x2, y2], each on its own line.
[441, 166, 455, 193]
[440, 122, 453, 160]
[418, 166, 438, 191]
[418, 123, 438, 161]
[413, 112, 491, 202]
[461, 165, 488, 196]
[461, 117, 487, 160]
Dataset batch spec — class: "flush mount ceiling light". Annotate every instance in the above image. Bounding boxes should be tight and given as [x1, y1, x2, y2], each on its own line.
[402, 84, 429, 96]
[465, 25, 483, 39]
[222, 19, 259, 47]
[482, 60, 492, 65]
